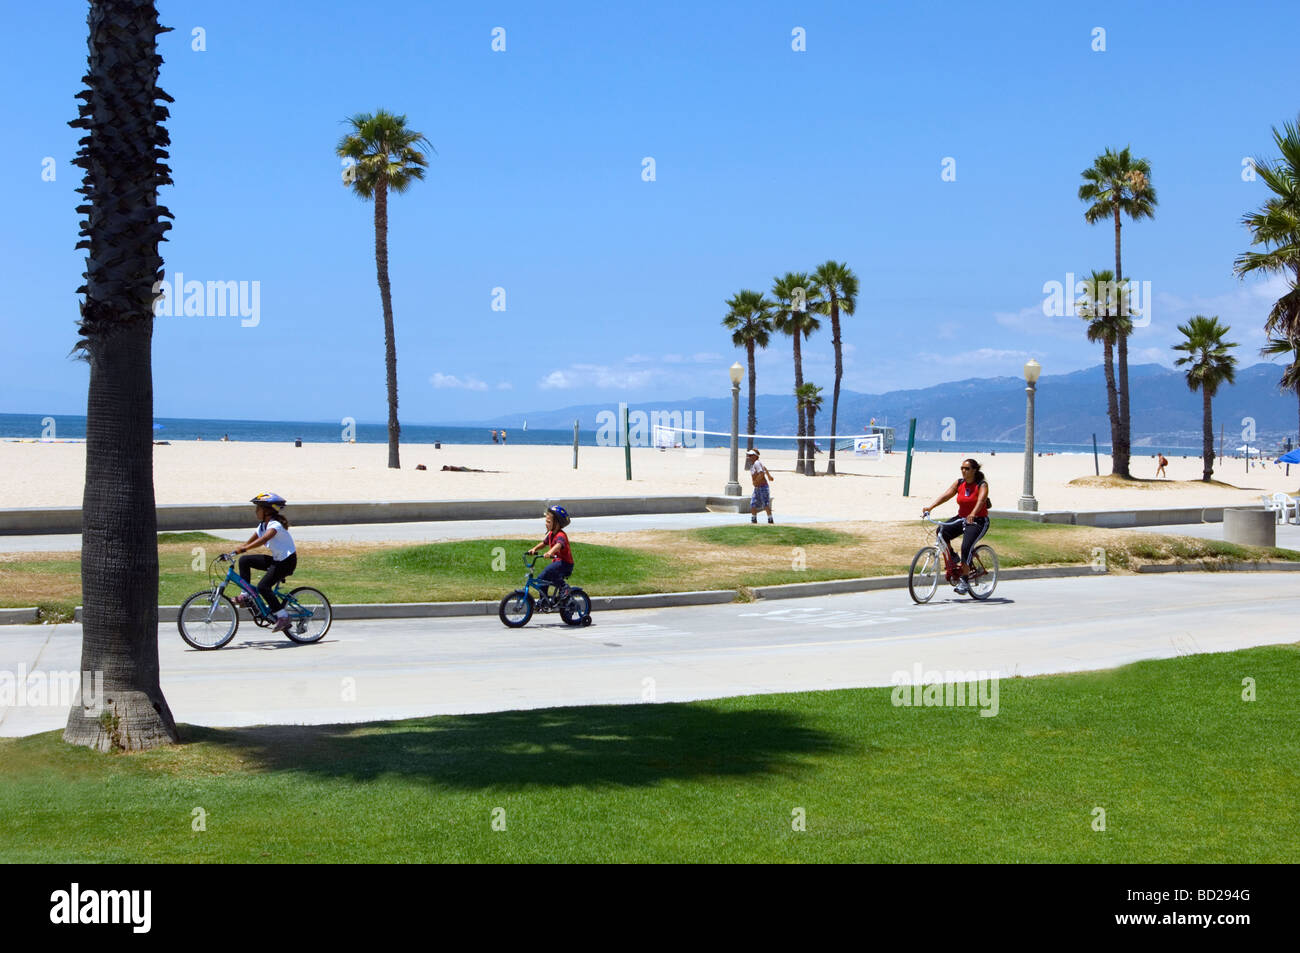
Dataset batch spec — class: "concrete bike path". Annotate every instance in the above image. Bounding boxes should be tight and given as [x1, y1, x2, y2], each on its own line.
[2, 574, 1294, 736]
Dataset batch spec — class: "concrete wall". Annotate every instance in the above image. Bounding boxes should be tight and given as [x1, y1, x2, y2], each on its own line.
[1, 495, 744, 535]
[991, 506, 1228, 528]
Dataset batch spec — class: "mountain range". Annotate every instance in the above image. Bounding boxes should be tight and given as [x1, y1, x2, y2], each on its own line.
[454, 363, 1300, 448]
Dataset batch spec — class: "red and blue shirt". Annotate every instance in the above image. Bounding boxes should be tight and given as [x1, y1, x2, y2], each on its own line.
[545, 530, 574, 565]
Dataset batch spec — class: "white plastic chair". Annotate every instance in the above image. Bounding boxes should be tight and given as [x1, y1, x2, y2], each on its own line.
[1261, 494, 1283, 521]
[1269, 492, 1299, 525]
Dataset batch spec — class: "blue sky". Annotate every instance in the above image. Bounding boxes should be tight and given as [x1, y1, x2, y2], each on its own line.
[2, 0, 1298, 426]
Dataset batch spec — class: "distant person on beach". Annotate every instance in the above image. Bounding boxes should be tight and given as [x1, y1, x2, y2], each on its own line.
[922, 458, 990, 596]
[1156, 454, 1168, 478]
[526, 505, 573, 598]
[501, 430, 508, 444]
[231, 492, 297, 634]
[491, 430, 498, 443]
[746, 449, 775, 524]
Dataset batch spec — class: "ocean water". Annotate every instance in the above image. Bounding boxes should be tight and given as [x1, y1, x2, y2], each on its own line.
[0, 412, 1234, 460]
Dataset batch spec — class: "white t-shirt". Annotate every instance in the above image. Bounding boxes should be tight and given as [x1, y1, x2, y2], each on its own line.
[258, 520, 296, 561]
[747, 460, 770, 482]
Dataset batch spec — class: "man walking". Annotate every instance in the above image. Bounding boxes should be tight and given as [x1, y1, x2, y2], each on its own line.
[746, 449, 775, 524]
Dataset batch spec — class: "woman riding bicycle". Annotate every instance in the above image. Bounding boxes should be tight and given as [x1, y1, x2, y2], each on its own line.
[232, 492, 297, 633]
[922, 459, 990, 596]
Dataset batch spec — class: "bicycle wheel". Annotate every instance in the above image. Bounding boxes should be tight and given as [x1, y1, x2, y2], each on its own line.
[967, 546, 999, 600]
[499, 590, 534, 628]
[559, 588, 591, 626]
[284, 587, 332, 643]
[178, 591, 239, 650]
[908, 546, 941, 604]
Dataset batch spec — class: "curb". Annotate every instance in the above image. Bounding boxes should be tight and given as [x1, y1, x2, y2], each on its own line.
[1135, 560, 1300, 573]
[64, 589, 742, 625]
[10, 563, 1297, 625]
[751, 565, 1107, 600]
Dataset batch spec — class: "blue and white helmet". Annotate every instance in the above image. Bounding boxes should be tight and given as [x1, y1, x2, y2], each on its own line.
[546, 504, 570, 528]
[250, 491, 286, 513]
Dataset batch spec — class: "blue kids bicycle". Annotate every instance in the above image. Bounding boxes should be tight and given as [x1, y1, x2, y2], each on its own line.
[498, 554, 592, 628]
[177, 553, 332, 649]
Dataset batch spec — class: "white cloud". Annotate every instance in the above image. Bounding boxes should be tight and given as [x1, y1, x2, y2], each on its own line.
[431, 372, 488, 391]
[995, 303, 1084, 339]
[540, 363, 660, 390]
[691, 352, 725, 363]
[496, 381, 513, 390]
[917, 348, 1032, 366]
[540, 370, 574, 390]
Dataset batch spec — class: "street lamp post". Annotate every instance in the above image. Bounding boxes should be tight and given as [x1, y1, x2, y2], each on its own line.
[725, 362, 743, 496]
[1018, 358, 1041, 512]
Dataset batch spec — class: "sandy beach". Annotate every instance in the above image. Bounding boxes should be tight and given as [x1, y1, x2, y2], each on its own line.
[3, 440, 1297, 522]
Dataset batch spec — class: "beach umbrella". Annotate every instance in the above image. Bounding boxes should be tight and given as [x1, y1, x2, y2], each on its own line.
[1277, 448, 1300, 464]
[1234, 444, 1258, 454]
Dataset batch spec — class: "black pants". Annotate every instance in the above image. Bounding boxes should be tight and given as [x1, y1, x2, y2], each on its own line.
[239, 553, 297, 612]
[940, 517, 989, 566]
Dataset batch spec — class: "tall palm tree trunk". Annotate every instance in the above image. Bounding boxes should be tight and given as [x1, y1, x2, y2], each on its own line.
[792, 334, 807, 474]
[746, 340, 757, 452]
[1103, 339, 1120, 473]
[805, 406, 817, 476]
[1114, 208, 1131, 477]
[828, 302, 841, 476]
[64, 0, 177, 750]
[1201, 388, 1214, 482]
[374, 181, 401, 469]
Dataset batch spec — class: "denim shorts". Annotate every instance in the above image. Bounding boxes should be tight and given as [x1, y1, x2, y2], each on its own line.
[751, 484, 772, 509]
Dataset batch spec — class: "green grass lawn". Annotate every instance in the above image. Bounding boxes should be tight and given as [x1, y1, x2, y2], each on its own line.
[3, 521, 1296, 616]
[2, 645, 1296, 862]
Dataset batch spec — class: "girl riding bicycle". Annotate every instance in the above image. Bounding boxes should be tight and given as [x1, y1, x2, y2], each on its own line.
[922, 458, 991, 596]
[527, 505, 574, 598]
[232, 492, 297, 633]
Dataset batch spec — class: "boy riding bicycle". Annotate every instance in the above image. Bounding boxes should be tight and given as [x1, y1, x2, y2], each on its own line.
[527, 505, 574, 599]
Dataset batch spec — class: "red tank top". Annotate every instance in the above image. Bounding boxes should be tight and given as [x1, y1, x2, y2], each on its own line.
[956, 480, 988, 518]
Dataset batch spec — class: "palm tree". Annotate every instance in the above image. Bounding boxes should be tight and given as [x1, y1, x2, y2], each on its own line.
[771, 272, 824, 474]
[337, 110, 433, 469]
[811, 261, 859, 476]
[64, 0, 178, 750]
[722, 289, 775, 452]
[1234, 116, 1300, 347]
[1261, 336, 1300, 445]
[1076, 270, 1132, 473]
[795, 383, 825, 476]
[1079, 146, 1157, 478]
[1173, 316, 1238, 482]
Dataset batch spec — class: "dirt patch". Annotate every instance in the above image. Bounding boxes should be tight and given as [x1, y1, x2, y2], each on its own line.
[1067, 474, 1240, 490]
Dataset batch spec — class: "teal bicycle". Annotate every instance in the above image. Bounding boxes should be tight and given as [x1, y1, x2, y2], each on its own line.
[177, 553, 332, 650]
[498, 554, 592, 628]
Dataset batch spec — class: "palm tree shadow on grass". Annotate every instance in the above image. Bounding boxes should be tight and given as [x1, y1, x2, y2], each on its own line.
[187, 702, 848, 790]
